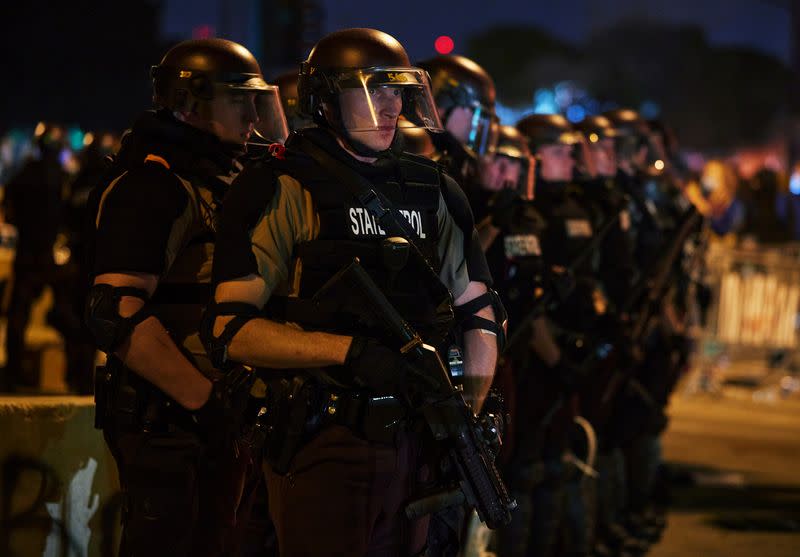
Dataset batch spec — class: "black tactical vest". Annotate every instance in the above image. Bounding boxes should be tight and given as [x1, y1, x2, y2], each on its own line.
[486, 199, 548, 332]
[268, 130, 453, 344]
[534, 180, 604, 331]
[90, 111, 239, 373]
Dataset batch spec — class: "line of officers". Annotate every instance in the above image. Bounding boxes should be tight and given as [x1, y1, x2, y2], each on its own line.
[84, 28, 706, 557]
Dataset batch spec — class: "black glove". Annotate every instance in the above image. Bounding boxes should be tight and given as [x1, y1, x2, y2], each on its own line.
[195, 366, 255, 448]
[345, 337, 438, 395]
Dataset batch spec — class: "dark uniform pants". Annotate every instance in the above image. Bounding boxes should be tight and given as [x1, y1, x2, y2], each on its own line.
[265, 425, 430, 557]
[105, 427, 261, 557]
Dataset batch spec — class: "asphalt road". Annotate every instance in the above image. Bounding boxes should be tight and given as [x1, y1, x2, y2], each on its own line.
[651, 391, 800, 557]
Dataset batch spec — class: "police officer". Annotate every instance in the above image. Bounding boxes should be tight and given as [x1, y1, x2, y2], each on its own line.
[602, 110, 692, 549]
[471, 126, 559, 557]
[514, 113, 612, 557]
[417, 55, 499, 221]
[204, 28, 503, 556]
[84, 38, 288, 557]
[571, 115, 650, 557]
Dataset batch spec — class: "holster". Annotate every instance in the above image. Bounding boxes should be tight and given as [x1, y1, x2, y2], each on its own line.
[263, 375, 410, 475]
[94, 356, 144, 431]
[94, 356, 193, 435]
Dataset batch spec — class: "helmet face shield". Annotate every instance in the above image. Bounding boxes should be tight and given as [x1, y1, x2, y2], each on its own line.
[573, 134, 598, 180]
[327, 67, 443, 133]
[467, 104, 500, 156]
[253, 87, 289, 143]
[217, 83, 289, 144]
[490, 153, 535, 200]
[488, 123, 535, 199]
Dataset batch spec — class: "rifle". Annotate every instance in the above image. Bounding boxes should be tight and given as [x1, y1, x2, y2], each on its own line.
[503, 209, 621, 355]
[313, 259, 516, 529]
[601, 209, 703, 404]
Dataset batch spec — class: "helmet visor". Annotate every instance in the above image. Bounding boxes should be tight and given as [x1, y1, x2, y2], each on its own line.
[492, 152, 536, 201]
[219, 83, 289, 143]
[466, 104, 500, 156]
[329, 67, 443, 133]
[255, 87, 289, 143]
[573, 133, 598, 179]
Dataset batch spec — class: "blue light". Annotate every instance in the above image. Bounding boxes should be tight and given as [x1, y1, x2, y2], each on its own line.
[640, 101, 661, 120]
[554, 82, 573, 109]
[67, 128, 84, 151]
[566, 105, 586, 123]
[534, 89, 553, 105]
[533, 89, 558, 115]
[790, 171, 800, 195]
[496, 101, 536, 126]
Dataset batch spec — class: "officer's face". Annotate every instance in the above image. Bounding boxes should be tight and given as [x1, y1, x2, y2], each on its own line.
[444, 106, 475, 145]
[480, 155, 522, 192]
[538, 144, 574, 182]
[207, 91, 260, 145]
[337, 86, 403, 151]
[590, 138, 617, 178]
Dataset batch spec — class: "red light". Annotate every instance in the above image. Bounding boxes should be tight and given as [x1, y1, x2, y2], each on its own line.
[434, 36, 454, 55]
[192, 25, 214, 39]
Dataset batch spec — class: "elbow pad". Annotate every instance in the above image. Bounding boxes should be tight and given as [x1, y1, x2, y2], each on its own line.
[454, 288, 508, 352]
[84, 284, 152, 354]
[200, 301, 261, 369]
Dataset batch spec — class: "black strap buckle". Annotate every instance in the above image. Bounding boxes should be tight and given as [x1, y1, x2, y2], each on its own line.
[358, 189, 390, 220]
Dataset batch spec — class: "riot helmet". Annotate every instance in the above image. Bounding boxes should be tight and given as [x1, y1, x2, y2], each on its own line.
[151, 38, 288, 145]
[646, 118, 681, 176]
[480, 125, 535, 200]
[576, 115, 618, 178]
[418, 55, 498, 157]
[298, 28, 442, 156]
[516, 114, 580, 183]
[602, 108, 651, 173]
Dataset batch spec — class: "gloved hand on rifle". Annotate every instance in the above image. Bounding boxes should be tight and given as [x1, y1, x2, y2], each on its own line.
[345, 336, 441, 396]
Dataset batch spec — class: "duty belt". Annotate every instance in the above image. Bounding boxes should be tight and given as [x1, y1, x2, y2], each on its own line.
[319, 388, 409, 445]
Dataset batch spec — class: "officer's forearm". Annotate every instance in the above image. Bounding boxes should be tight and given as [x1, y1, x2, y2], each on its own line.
[117, 318, 212, 411]
[462, 326, 497, 413]
[223, 316, 353, 369]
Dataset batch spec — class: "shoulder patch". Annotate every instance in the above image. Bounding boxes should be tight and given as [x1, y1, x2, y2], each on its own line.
[504, 234, 542, 257]
[566, 219, 593, 238]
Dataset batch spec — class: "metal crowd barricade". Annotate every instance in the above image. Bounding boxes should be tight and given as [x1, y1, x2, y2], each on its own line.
[704, 242, 800, 350]
[686, 241, 800, 398]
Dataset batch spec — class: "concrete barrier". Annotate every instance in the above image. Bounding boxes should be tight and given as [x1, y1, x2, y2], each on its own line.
[0, 396, 120, 557]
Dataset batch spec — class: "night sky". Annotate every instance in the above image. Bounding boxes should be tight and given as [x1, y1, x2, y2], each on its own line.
[162, 0, 791, 64]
